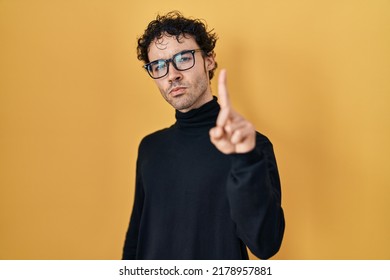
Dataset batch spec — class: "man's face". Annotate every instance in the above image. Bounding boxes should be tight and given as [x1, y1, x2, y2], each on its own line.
[147, 34, 216, 112]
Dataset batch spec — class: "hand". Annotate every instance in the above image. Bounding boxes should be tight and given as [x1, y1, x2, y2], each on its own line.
[209, 69, 256, 154]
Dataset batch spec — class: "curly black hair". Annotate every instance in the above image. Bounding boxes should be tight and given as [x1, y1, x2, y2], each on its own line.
[137, 11, 218, 80]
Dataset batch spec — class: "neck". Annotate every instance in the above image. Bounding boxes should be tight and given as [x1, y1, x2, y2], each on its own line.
[177, 89, 213, 113]
[174, 96, 220, 134]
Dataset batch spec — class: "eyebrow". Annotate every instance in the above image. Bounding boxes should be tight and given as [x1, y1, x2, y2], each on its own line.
[149, 49, 194, 63]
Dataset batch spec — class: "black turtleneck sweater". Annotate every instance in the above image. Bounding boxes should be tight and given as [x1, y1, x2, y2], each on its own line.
[122, 97, 285, 260]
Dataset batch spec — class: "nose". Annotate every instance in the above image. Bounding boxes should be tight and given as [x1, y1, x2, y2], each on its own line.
[167, 63, 183, 83]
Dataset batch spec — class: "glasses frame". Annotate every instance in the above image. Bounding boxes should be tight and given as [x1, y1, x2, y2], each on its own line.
[143, 49, 203, 79]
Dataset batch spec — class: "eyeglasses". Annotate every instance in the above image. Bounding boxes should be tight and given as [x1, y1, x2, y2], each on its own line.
[143, 49, 203, 79]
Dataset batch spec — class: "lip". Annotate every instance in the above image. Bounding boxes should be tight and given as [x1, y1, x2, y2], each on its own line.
[169, 87, 187, 97]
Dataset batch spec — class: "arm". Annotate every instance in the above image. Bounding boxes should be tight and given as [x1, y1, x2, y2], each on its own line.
[227, 134, 285, 259]
[210, 69, 285, 259]
[122, 157, 144, 260]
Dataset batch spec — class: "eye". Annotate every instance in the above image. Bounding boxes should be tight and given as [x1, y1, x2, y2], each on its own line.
[175, 52, 193, 64]
[151, 60, 167, 72]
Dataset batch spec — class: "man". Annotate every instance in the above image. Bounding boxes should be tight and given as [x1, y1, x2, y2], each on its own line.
[122, 11, 285, 260]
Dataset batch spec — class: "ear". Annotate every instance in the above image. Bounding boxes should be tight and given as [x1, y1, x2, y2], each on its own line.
[204, 52, 216, 71]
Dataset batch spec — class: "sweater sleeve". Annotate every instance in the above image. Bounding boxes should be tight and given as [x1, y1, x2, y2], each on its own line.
[122, 156, 144, 260]
[227, 133, 285, 259]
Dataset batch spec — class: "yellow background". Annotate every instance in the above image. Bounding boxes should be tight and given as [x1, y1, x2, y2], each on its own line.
[1, 0, 389, 259]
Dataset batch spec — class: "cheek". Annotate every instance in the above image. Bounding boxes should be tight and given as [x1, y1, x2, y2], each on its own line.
[191, 72, 208, 92]
[154, 80, 168, 94]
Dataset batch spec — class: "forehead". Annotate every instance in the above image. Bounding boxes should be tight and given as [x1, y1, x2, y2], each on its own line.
[148, 34, 199, 61]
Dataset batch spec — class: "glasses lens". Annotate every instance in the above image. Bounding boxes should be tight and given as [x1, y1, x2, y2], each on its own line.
[145, 50, 199, 79]
[174, 51, 195, 71]
[148, 60, 168, 78]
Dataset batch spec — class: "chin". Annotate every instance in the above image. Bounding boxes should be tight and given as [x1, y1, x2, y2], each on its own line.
[171, 101, 193, 112]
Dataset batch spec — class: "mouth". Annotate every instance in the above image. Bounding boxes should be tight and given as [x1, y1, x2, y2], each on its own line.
[169, 86, 187, 97]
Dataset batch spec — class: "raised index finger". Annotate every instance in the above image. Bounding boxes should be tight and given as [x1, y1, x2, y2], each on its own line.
[218, 69, 231, 109]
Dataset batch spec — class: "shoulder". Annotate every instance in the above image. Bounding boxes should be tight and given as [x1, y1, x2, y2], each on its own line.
[255, 131, 272, 147]
[138, 125, 175, 152]
[254, 131, 279, 159]
[141, 126, 173, 143]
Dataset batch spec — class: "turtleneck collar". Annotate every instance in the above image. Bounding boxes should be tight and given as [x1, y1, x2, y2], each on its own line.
[174, 96, 220, 134]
